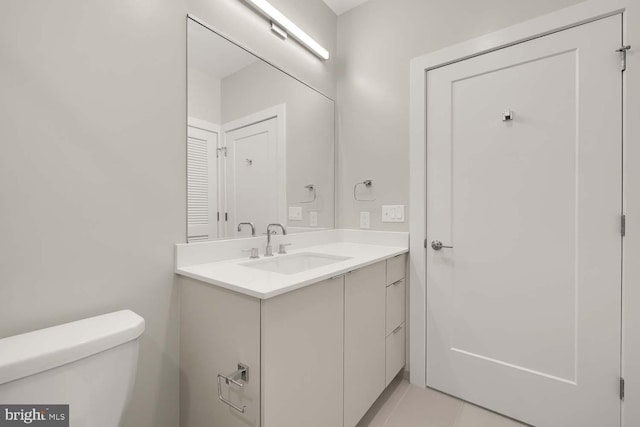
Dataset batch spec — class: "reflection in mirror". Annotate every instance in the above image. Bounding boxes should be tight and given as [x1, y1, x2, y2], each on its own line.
[187, 17, 335, 242]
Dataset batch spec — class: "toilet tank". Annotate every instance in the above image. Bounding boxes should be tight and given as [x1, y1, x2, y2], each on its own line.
[0, 310, 145, 427]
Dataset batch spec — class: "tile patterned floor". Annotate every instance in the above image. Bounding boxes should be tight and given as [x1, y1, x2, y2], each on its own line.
[357, 375, 528, 427]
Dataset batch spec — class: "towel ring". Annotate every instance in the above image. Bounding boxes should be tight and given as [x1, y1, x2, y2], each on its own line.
[354, 180, 375, 201]
[300, 184, 317, 203]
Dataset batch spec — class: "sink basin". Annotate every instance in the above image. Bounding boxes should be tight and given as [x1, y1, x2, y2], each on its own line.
[241, 252, 351, 275]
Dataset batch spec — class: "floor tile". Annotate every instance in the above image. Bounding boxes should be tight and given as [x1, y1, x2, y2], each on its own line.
[358, 378, 531, 427]
[383, 385, 463, 427]
[454, 403, 528, 427]
[357, 375, 411, 427]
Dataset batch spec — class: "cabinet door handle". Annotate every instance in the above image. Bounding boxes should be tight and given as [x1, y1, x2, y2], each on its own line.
[392, 324, 404, 334]
[217, 363, 249, 413]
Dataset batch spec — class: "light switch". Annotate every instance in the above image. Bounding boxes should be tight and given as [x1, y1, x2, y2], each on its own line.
[288, 206, 303, 221]
[360, 212, 370, 229]
[382, 205, 405, 223]
[309, 211, 318, 227]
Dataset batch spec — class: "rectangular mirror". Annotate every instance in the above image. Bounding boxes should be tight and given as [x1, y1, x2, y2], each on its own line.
[187, 16, 336, 242]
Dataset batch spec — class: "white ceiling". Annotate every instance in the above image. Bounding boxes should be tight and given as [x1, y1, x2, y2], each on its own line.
[322, 0, 371, 15]
[188, 20, 258, 79]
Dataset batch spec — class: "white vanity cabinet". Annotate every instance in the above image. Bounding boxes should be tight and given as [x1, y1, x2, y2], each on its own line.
[180, 253, 407, 427]
[180, 275, 343, 427]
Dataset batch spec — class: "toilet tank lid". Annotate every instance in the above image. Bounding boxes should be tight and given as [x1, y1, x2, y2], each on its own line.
[0, 310, 145, 386]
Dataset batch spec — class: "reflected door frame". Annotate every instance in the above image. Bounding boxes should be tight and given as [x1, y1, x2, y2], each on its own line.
[409, 1, 639, 426]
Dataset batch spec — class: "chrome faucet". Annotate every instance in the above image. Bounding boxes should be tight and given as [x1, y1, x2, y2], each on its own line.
[265, 223, 287, 257]
[237, 222, 256, 236]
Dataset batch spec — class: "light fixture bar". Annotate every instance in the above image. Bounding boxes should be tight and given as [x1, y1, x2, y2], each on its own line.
[243, 0, 330, 60]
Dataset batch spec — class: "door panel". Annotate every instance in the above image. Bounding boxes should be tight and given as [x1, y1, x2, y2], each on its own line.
[426, 15, 622, 427]
[451, 49, 578, 382]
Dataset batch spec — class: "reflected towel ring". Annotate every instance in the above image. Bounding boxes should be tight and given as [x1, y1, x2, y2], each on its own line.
[300, 184, 317, 203]
[354, 180, 375, 201]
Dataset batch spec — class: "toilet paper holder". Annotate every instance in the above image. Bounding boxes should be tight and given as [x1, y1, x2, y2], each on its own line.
[218, 363, 249, 413]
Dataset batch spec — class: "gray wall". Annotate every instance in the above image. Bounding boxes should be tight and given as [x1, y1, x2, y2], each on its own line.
[0, 1, 336, 427]
[0, 2, 185, 426]
[189, 66, 222, 124]
[336, 0, 586, 231]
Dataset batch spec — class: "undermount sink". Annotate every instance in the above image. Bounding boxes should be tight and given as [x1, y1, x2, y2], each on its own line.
[241, 252, 351, 275]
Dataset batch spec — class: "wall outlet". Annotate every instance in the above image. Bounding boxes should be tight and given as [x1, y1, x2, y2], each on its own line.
[309, 211, 318, 227]
[360, 211, 370, 229]
[288, 206, 303, 221]
[382, 205, 405, 222]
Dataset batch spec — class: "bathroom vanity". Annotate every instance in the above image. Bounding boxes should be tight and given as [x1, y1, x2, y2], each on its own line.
[176, 231, 408, 427]
[182, 16, 408, 426]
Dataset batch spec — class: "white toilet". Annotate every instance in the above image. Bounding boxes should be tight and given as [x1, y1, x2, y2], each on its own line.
[0, 310, 145, 426]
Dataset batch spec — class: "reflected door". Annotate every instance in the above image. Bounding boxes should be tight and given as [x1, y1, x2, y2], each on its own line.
[425, 15, 622, 426]
[187, 124, 219, 242]
[224, 116, 282, 236]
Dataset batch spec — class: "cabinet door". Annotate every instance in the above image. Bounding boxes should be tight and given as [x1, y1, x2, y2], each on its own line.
[344, 261, 386, 427]
[386, 323, 406, 386]
[261, 276, 344, 427]
[180, 277, 261, 427]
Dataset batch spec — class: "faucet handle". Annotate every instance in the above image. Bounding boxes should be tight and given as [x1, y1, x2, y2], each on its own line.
[278, 243, 292, 254]
[242, 248, 260, 259]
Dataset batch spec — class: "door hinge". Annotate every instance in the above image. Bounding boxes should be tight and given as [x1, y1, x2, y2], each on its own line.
[424, 238, 428, 249]
[617, 45, 631, 72]
[621, 214, 626, 237]
[217, 212, 220, 222]
[217, 147, 227, 157]
[620, 377, 625, 401]
[225, 212, 228, 221]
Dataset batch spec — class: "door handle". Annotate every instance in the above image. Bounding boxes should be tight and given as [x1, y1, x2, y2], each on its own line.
[431, 240, 453, 251]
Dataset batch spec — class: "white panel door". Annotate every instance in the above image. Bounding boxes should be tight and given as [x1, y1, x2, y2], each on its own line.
[224, 117, 280, 236]
[187, 125, 219, 241]
[426, 15, 622, 427]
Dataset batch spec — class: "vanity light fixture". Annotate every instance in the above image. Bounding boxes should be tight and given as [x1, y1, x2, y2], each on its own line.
[242, 0, 330, 60]
[270, 22, 288, 40]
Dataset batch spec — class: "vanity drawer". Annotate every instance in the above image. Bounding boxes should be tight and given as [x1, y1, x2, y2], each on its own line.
[386, 254, 406, 285]
[385, 322, 406, 386]
[386, 279, 406, 335]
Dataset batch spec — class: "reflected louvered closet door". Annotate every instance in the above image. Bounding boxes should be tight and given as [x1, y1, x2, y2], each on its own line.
[187, 124, 219, 241]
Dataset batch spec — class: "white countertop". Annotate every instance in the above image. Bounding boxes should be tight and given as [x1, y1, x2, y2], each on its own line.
[176, 242, 408, 299]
